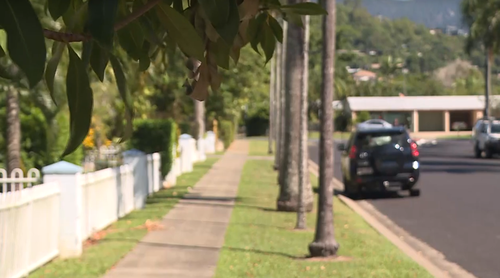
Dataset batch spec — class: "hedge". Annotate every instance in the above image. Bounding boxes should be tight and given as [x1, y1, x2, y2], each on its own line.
[219, 120, 236, 149]
[129, 119, 177, 176]
[245, 115, 269, 137]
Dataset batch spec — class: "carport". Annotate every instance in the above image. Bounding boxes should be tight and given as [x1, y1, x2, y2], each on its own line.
[333, 95, 493, 136]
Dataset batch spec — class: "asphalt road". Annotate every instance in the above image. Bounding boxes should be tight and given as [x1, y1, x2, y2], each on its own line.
[309, 139, 500, 278]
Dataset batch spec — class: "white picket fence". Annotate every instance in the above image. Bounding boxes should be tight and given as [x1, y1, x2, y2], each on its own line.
[0, 134, 216, 278]
[0, 169, 59, 278]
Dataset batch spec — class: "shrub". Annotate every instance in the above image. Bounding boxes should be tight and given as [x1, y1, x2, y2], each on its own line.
[334, 111, 351, 132]
[130, 119, 177, 176]
[245, 115, 269, 137]
[356, 111, 371, 124]
[219, 120, 235, 149]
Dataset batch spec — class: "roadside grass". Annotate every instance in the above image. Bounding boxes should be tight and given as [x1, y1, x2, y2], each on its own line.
[438, 134, 472, 140]
[215, 160, 432, 278]
[309, 131, 350, 140]
[29, 158, 219, 278]
[248, 138, 272, 156]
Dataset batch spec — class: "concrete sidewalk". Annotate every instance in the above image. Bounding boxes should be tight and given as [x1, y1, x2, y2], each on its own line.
[103, 140, 248, 278]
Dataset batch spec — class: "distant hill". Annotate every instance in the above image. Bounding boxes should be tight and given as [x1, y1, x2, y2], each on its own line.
[339, 0, 463, 29]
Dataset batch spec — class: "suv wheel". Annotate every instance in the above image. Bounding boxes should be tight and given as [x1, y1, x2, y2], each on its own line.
[343, 176, 360, 199]
[409, 188, 421, 197]
[485, 148, 494, 159]
[474, 144, 482, 158]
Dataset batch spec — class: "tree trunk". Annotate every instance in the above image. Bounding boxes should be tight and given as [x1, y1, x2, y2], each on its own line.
[268, 51, 276, 155]
[274, 35, 283, 171]
[277, 0, 313, 212]
[296, 13, 311, 230]
[309, 0, 339, 257]
[278, 20, 288, 183]
[7, 86, 22, 190]
[484, 48, 492, 118]
[194, 100, 205, 139]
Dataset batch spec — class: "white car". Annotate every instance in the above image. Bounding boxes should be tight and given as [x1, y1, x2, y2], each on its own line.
[472, 118, 500, 158]
[356, 119, 393, 130]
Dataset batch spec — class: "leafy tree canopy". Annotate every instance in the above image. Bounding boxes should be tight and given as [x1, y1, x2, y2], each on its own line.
[0, 0, 326, 156]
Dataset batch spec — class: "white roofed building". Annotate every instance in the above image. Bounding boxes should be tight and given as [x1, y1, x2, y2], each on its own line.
[333, 95, 498, 136]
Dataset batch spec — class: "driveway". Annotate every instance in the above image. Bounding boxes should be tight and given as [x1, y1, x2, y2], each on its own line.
[309, 139, 500, 278]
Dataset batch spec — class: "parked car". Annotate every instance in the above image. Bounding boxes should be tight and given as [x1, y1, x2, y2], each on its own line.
[338, 125, 420, 198]
[472, 117, 500, 158]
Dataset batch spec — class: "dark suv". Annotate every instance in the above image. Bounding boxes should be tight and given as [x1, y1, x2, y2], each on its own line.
[338, 126, 420, 197]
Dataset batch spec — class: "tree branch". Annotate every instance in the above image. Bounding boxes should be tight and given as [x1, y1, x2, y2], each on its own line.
[43, 0, 162, 43]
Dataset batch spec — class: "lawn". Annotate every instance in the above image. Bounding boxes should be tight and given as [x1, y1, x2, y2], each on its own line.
[309, 131, 351, 140]
[29, 158, 219, 278]
[248, 138, 272, 156]
[214, 160, 432, 278]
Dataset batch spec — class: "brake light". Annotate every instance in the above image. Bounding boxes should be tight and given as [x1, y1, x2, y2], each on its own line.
[349, 145, 357, 159]
[410, 142, 419, 157]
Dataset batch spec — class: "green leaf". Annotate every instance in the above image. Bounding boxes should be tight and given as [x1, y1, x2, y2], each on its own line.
[117, 21, 145, 61]
[0, 44, 5, 57]
[206, 0, 240, 44]
[261, 23, 276, 64]
[199, 0, 230, 27]
[45, 41, 65, 105]
[156, 3, 205, 61]
[48, 0, 70, 20]
[90, 43, 109, 82]
[281, 3, 327, 15]
[268, 15, 283, 43]
[63, 45, 94, 157]
[139, 42, 151, 71]
[210, 39, 231, 69]
[248, 14, 266, 54]
[87, 0, 119, 49]
[109, 54, 133, 122]
[62, 0, 87, 33]
[173, 0, 183, 12]
[0, 0, 46, 87]
[81, 40, 92, 69]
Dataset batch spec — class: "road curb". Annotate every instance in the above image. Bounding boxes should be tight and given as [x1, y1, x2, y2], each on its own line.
[308, 159, 476, 278]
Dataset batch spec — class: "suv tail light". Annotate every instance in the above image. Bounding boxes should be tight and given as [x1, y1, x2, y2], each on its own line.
[349, 145, 358, 159]
[410, 141, 419, 157]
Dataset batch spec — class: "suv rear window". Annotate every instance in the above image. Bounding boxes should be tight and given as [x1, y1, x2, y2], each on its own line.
[491, 124, 500, 133]
[356, 131, 408, 149]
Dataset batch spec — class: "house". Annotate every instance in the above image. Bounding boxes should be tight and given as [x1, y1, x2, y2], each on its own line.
[352, 70, 377, 82]
[333, 95, 497, 137]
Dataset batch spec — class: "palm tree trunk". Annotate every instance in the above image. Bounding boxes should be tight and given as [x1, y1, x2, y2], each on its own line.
[296, 13, 311, 230]
[268, 51, 276, 155]
[190, 59, 205, 140]
[277, 0, 313, 212]
[278, 20, 288, 184]
[309, 0, 339, 257]
[485, 48, 492, 118]
[274, 36, 283, 170]
[7, 85, 22, 190]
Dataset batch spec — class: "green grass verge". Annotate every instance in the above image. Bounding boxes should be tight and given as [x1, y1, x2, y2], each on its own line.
[29, 158, 219, 278]
[248, 139, 272, 156]
[214, 160, 432, 278]
[309, 131, 351, 140]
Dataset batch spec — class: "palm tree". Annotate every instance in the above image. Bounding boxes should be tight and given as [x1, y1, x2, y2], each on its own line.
[296, 11, 310, 230]
[277, 0, 313, 212]
[268, 52, 276, 155]
[274, 36, 283, 171]
[461, 0, 500, 118]
[309, 0, 339, 257]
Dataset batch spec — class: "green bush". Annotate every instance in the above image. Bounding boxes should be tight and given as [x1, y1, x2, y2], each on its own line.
[219, 120, 235, 149]
[245, 115, 269, 137]
[130, 119, 177, 176]
[334, 111, 351, 132]
[356, 111, 371, 124]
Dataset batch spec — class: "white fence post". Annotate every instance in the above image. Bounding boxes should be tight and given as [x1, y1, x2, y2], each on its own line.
[205, 131, 216, 154]
[179, 134, 193, 173]
[146, 155, 154, 196]
[122, 149, 148, 210]
[197, 138, 206, 162]
[42, 161, 83, 258]
[165, 144, 178, 188]
[152, 153, 161, 192]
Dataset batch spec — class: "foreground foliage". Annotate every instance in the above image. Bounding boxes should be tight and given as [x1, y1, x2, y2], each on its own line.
[0, 0, 325, 156]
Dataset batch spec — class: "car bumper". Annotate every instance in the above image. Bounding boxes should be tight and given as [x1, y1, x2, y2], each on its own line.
[486, 141, 500, 153]
[353, 172, 420, 191]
